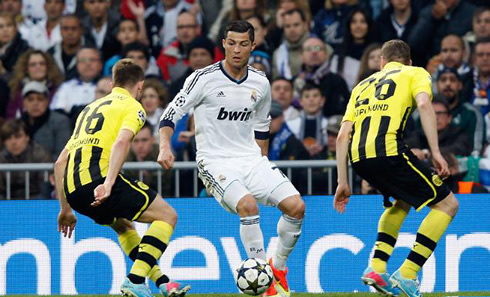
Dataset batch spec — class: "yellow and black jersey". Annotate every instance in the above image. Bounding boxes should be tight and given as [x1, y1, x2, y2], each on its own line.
[343, 62, 432, 163]
[64, 87, 146, 194]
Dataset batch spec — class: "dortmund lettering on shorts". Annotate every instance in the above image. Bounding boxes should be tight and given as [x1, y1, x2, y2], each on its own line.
[343, 62, 433, 163]
[64, 87, 146, 194]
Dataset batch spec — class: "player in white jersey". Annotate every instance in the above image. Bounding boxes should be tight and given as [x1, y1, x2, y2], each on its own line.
[157, 21, 304, 297]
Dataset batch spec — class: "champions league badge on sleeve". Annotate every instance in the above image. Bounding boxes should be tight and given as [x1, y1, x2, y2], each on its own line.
[138, 110, 146, 126]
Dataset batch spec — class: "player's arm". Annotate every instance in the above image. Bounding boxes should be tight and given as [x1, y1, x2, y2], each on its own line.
[158, 70, 204, 169]
[334, 120, 353, 213]
[255, 139, 269, 156]
[254, 82, 272, 157]
[92, 129, 134, 207]
[416, 92, 449, 178]
[54, 148, 77, 238]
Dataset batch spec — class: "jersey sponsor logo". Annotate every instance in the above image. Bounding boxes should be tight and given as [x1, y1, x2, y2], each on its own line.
[217, 107, 252, 121]
[217, 91, 226, 97]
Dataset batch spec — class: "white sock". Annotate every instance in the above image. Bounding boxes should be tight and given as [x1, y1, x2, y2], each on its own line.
[240, 215, 266, 260]
[273, 214, 303, 271]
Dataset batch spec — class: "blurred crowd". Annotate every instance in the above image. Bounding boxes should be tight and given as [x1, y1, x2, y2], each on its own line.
[0, 0, 489, 199]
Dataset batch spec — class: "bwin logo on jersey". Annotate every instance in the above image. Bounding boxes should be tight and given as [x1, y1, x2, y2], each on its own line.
[217, 107, 252, 121]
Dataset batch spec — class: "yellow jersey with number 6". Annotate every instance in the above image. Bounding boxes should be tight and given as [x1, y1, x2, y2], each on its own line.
[343, 61, 432, 163]
[64, 87, 146, 194]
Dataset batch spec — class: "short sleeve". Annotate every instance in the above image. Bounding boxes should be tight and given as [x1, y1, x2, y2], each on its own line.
[121, 102, 146, 135]
[342, 90, 357, 123]
[411, 67, 433, 100]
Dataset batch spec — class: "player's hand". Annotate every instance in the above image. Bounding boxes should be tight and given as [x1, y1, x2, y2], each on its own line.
[157, 147, 175, 170]
[91, 183, 111, 207]
[431, 151, 450, 179]
[58, 210, 77, 238]
[432, 0, 448, 19]
[334, 183, 351, 214]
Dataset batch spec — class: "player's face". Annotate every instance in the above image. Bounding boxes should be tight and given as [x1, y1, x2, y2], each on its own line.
[77, 49, 102, 82]
[4, 130, 29, 157]
[141, 87, 161, 114]
[433, 102, 451, 131]
[367, 48, 381, 71]
[223, 31, 255, 70]
[60, 17, 83, 46]
[117, 21, 139, 46]
[300, 89, 324, 115]
[189, 48, 213, 70]
[84, 0, 110, 19]
[271, 80, 292, 107]
[0, 16, 16, 44]
[473, 11, 490, 38]
[475, 43, 490, 74]
[302, 38, 327, 67]
[350, 12, 368, 41]
[436, 73, 462, 99]
[27, 54, 48, 81]
[440, 37, 464, 68]
[24, 93, 49, 118]
[131, 127, 154, 159]
[283, 12, 307, 43]
[176, 13, 200, 45]
[45, 0, 65, 20]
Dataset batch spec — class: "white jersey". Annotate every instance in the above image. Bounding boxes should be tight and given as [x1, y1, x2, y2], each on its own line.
[160, 61, 271, 160]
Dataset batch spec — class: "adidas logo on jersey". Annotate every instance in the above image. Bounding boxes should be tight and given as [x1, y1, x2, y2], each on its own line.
[217, 107, 252, 121]
[217, 91, 226, 97]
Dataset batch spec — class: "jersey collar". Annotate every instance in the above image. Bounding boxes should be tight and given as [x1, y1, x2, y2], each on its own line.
[219, 61, 248, 84]
[111, 87, 134, 98]
[383, 61, 404, 70]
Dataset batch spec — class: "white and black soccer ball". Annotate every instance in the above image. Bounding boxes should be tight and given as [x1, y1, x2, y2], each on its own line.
[236, 258, 274, 296]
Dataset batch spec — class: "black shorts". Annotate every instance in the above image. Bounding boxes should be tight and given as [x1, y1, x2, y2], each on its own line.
[66, 173, 157, 225]
[352, 151, 451, 211]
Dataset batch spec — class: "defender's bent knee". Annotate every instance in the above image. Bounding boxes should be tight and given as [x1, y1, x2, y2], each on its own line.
[432, 193, 459, 218]
[236, 195, 259, 217]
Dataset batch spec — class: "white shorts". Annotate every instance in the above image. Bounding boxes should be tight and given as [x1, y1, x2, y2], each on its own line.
[197, 155, 300, 214]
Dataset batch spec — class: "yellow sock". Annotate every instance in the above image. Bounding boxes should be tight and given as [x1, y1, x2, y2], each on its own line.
[400, 209, 452, 279]
[371, 205, 408, 273]
[129, 221, 173, 281]
[118, 229, 166, 284]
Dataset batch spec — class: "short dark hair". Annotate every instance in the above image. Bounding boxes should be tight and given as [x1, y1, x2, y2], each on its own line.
[1, 119, 27, 142]
[301, 82, 322, 96]
[112, 59, 145, 88]
[122, 42, 150, 61]
[119, 18, 139, 32]
[140, 121, 154, 135]
[246, 15, 267, 28]
[381, 39, 411, 65]
[476, 36, 490, 48]
[284, 9, 306, 23]
[272, 76, 293, 87]
[432, 97, 451, 113]
[224, 20, 254, 43]
[473, 6, 490, 20]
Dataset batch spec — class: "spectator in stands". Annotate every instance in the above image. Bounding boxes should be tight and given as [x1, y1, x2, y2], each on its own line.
[409, 98, 472, 159]
[436, 67, 484, 155]
[0, 0, 31, 32]
[82, 0, 120, 62]
[0, 12, 29, 78]
[287, 83, 328, 158]
[0, 79, 8, 121]
[326, 115, 342, 160]
[94, 75, 111, 99]
[436, 151, 488, 193]
[272, 8, 310, 79]
[6, 50, 64, 119]
[20, 81, 71, 158]
[50, 47, 102, 120]
[473, 37, 490, 116]
[126, 122, 172, 195]
[408, 0, 476, 65]
[356, 42, 381, 83]
[157, 11, 201, 83]
[248, 51, 271, 79]
[122, 41, 161, 79]
[141, 78, 168, 138]
[293, 37, 350, 117]
[431, 35, 473, 101]
[464, 7, 490, 65]
[330, 8, 378, 90]
[271, 77, 299, 121]
[0, 119, 52, 200]
[246, 15, 272, 58]
[48, 14, 85, 80]
[103, 19, 140, 76]
[145, 0, 202, 57]
[312, 0, 358, 50]
[377, 0, 417, 43]
[169, 35, 215, 99]
[21, 0, 64, 51]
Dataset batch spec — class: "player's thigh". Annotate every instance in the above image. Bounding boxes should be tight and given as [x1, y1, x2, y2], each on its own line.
[110, 218, 136, 235]
[197, 159, 250, 214]
[247, 156, 300, 207]
[136, 194, 177, 227]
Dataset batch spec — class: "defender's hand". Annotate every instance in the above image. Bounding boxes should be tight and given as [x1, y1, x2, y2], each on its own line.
[432, 152, 450, 179]
[334, 183, 351, 214]
[58, 210, 77, 238]
[91, 183, 112, 207]
[157, 148, 175, 170]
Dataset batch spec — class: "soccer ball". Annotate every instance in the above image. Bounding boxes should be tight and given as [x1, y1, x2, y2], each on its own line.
[236, 258, 274, 295]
